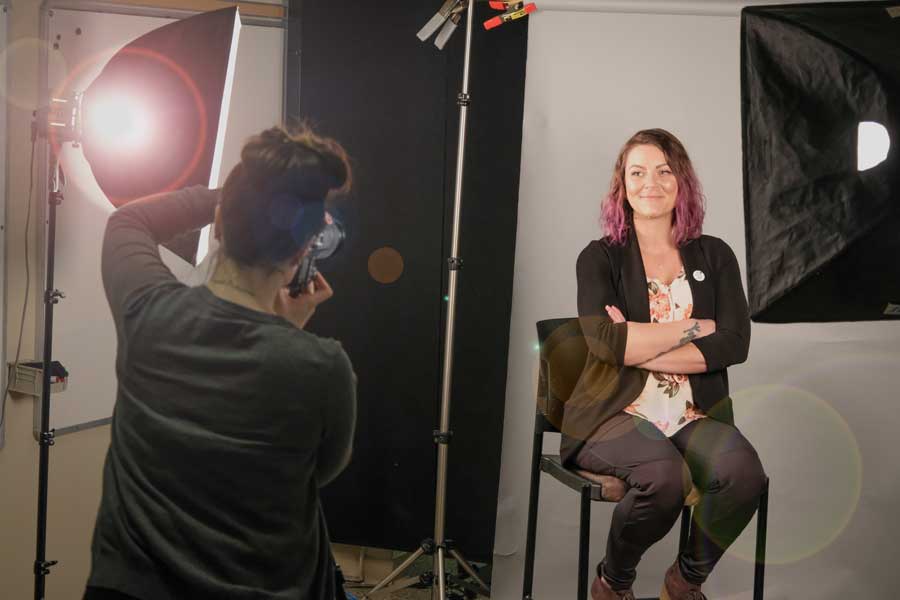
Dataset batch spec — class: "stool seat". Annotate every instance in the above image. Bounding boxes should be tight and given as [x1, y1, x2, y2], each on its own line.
[541, 455, 702, 506]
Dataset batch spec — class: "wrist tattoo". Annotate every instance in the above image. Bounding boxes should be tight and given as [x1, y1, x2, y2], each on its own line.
[641, 320, 702, 365]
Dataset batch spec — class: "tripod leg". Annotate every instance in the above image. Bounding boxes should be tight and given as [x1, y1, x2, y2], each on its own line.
[436, 546, 447, 600]
[448, 548, 490, 593]
[384, 576, 423, 595]
[363, 547, 425, 599]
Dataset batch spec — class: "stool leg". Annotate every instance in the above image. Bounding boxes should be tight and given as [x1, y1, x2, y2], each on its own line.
[522, 430, 543, 599]
[578, 485, 591, 600]
[678, 506, 691, 553]
[754, 478, 770, 600]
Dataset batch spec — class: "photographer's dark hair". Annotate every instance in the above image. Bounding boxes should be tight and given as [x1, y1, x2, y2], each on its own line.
[220, 126, 351, 268]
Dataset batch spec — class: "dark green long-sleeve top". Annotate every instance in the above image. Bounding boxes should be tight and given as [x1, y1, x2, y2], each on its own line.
[87, 186, 356, 600]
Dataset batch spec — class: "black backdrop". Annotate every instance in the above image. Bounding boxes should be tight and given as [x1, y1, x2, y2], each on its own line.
[287, 1, 528, 562]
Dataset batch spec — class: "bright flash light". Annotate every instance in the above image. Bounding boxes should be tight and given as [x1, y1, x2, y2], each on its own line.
[857, 121, 890, 171]
[84, 92, 154, 154]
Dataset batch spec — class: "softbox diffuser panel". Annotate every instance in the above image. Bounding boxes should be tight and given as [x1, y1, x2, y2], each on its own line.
[80, 7, 240, 264]
[741, 2, 900, 322]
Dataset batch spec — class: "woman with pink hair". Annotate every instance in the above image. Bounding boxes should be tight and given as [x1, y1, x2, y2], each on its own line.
[563, 129, 766, 600]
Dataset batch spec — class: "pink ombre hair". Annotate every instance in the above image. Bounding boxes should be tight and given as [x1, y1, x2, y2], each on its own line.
[600, 129, 705, 247]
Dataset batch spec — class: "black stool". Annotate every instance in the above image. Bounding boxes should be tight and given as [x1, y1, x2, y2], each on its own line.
[521, 318, 769, 600]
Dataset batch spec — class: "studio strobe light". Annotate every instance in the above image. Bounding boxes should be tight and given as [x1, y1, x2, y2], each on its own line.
[32, 8, 241, 599]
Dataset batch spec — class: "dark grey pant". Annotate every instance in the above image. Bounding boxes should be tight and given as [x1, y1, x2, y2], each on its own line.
[574, 412, 767, 591]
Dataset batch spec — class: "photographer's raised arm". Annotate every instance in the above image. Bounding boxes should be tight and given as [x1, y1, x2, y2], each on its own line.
[101, 186, 219, 319]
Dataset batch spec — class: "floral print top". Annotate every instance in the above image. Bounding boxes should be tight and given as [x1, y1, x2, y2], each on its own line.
[623, 268, 706, 436]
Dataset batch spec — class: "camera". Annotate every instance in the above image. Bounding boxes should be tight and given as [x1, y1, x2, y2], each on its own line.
[288, 214, 345, 297]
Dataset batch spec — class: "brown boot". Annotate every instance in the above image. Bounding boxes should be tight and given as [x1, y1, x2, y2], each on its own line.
[591, 574, 635, 600]
[660, 561, 707, 600]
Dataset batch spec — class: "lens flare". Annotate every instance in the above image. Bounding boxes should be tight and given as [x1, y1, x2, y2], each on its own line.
[713, 383, 862, 566]
[83, 91, 153, 155]
[51, 45, 209, 207]
[367, 246, 404, 284]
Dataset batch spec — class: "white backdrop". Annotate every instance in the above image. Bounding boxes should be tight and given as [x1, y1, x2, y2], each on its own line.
[491, 5, 900, 599]
[37, 6, 284, 434]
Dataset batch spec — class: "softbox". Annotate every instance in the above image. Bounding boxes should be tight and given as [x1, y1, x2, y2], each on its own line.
[79, 7, 240, 264]
[741, 2, 900, 323]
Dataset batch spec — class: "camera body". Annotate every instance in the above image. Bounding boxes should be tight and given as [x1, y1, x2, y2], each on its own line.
[288, 217, 345, 297]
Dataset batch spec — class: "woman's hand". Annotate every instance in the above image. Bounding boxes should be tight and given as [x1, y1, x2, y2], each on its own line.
[605, 304, 626, 323]
[275, 272, 333, 329]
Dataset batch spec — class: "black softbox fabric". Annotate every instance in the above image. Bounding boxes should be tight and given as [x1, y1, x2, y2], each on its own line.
[741, 2, 900, 322]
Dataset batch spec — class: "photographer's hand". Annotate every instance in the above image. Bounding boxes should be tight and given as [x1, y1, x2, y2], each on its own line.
[275, 272, 333, 329]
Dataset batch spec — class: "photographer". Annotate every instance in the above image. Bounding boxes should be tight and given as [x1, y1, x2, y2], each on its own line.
[83, 127, 356, 600]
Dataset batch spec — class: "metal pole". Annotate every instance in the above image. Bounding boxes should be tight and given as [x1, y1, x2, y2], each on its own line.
[362, 4, 490, 597]
[577, 486, 591, 600]
[34, 153, 61, 600]
[522, 419, 544, 598]
[433, 1, 474, 598]
[754, 478, 769, 600]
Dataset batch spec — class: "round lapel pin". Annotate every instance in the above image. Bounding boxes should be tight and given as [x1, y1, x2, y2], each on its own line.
[692, 270, 706, 282]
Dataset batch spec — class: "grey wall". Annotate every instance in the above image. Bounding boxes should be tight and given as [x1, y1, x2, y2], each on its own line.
[491, 5, 900, 599]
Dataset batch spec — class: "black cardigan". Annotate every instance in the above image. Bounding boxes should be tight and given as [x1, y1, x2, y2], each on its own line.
[560, 228, 751, 465]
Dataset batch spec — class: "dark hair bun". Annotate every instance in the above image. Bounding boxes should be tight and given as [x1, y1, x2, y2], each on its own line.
[219, 125, 352, 267]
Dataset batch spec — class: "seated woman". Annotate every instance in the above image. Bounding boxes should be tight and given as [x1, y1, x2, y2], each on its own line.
[564, 129, 767, 600]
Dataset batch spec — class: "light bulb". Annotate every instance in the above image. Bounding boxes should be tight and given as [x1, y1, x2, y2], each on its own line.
[857, 121, 890, 171]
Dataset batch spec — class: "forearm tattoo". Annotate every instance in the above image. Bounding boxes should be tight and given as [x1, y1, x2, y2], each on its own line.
[679, 320, 701, 345]
[639, 320, 701, 365]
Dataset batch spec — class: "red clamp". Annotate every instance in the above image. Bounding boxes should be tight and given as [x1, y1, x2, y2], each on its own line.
[484, 1, 537, 30]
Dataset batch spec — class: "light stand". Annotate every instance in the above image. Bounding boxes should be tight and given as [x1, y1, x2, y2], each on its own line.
[363, 2, 490, 598]
[31, 96, 79, 600]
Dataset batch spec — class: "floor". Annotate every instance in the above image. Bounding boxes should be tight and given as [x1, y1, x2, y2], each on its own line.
[342, 552, 491, 600]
